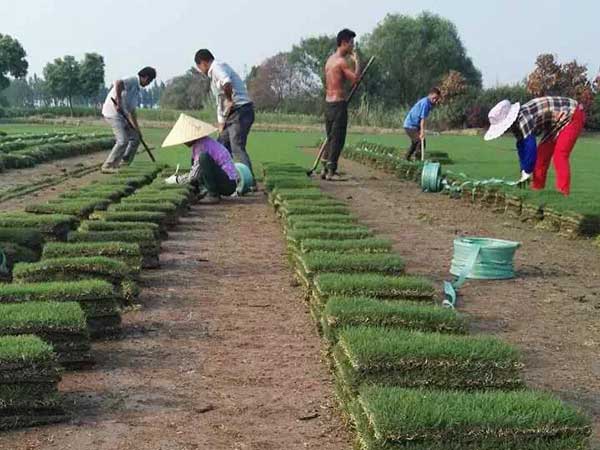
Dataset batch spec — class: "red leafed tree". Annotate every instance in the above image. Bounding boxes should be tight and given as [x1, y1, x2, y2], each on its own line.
[438, 70, 467, 102]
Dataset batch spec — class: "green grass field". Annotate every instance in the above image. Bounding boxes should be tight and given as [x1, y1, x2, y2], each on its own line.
[1, 122, 598, 215]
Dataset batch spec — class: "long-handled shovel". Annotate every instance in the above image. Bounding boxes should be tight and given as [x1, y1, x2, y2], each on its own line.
[110, 98, 156, 162]
[306, 55, 376, 176]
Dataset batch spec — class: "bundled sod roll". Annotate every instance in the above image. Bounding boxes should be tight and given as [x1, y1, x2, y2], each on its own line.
[0, 280, 121, 338]
[68, 230, 160, 269]
[351, 386, 591, 450]
[0, 302, 92, 368]
[90, 211, 169, 232]
[334, 326, 522, 394]
[0, 228, 45, 253]
[0, 335, 66, 430]
[299, 238, 393, 254]
[43, 242, 142, 273]
[322, 297, 467, 342]
[26, 199, 111, 218]
[314, 273, 435, 302]
[0, 213, 79, 241]
[78, 220, 162, 240]
[13, 256, 136, 304]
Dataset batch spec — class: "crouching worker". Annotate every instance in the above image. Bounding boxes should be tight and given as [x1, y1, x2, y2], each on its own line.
[485, 97, 585, 195]
[162, 114, 239, 204]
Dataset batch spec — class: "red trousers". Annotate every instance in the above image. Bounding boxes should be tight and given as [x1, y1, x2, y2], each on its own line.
[532, 107, 585, 196]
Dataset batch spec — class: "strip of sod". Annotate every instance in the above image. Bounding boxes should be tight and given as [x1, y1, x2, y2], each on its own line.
[90, 211, 169, 231]
[280, 198, 346, 209]
[108, 202, 179, 224]
[289, 222, 371, 233]
[279, 204, 350, 217]
[60, 185, 135, 200]
[13, 256, 135, 304]
[67, 230, 160, 268]
[296, 252, 405, 279]
[78, 220, 163, 240]
[286, 214, 357, 228]
[287, 228, 373, 246]
[0, 280, 121, 338]
[0, 228, 44, 253]
[0, 213, 79, 241]
[270, 189, 328, 204]
[334, 326, 522, 393]
[264, 177, 316, 192]
[26, 199, 111, 218]
[314, 273, 436, 302]
[322, 297, 468, 342]
[299, 238, 393, 254]
[0, 301, 92, 368]
[350, 386, 591, 450]
[121, 193, 189, 208]
[42, 242, 142, 273]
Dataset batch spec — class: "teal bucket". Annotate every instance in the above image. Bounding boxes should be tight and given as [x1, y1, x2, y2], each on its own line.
[235, 163, 254, 195]
[450, 237, 520, 280]
[421, 161, 443, 192]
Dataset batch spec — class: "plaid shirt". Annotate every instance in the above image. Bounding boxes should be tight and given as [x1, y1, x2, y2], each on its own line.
[516, 96, 578, 143]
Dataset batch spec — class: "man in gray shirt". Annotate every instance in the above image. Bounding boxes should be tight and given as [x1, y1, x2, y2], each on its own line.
[194, 50, 256, 186]
[101, 66, 156, 173]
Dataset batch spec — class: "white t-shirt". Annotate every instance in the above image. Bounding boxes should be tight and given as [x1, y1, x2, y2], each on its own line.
[102, 76, 141, 118]
[208, 61, 251, 124]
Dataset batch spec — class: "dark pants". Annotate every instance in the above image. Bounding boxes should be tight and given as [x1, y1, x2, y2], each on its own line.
[194, 152, 237, 197]
[322, 101, 348, 173]
[218, 103, 255, 181]
[404, 127, 425, 160]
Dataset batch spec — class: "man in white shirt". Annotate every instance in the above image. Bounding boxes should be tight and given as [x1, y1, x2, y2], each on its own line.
[194, 50, 256, 185]
[101, 66, 156, 173]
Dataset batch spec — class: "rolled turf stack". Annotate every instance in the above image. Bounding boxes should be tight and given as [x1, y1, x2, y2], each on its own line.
[0, 302, 92, 368]
[263, 163, 592, 450]
[0, 335, 65, 430]
[0, 280, 122, 338]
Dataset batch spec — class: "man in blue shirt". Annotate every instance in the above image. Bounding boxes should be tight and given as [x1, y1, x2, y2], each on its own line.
[403, 87, 441, 160]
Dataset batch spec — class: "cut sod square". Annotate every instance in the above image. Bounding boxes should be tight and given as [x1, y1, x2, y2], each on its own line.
[286, 214, 357, 229]
[67, 230, 160, 269]
[78, 220, 163, 240]
[0, 280, 121, 338]
[280, 198, 346, 209]
[26, 199, 111, 218]
[13, 256, 136, 305]
[90, 211, 169, 232]
[299, 238, 393, 254]
[42, 242, 142, 273]
[264, 176, 316, 192]
[270, 189, 328, 205]
[322, 296, 468, 342]
[279, 204, 350, 218]
[296, 252, 405, 280]
[0, 213, 79, 241]
[287, 228, 373, 248]
[0, 301, 92, 368]
[313, 273, 436, 303]
[108, 202, 179, 225]
[350, 386, 592, 450]
[289, 222, 371, 233]
[333, 326, 522, 393]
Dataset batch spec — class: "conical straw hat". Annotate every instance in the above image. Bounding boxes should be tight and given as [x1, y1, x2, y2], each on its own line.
[162, 113, 218, 148]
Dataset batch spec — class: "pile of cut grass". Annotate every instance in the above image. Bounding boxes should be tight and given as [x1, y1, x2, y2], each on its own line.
[0, 302, 92, 368]
[0, 335, 66, 430]
[334, 326, 522, 393]
[296, 252, 405, 279]
[67, 230, 160, 268]
[0, 213, 79, 241]
[26, 199, 110, 218]
[314, 273, 435, 302]
[42, 242, 142, 273]
[0, 280, 121, 338]
[350, 386, 591, 450]
[299, 238, 393, 254]
[13, 256, 135, 304]
[322, 297, 467, 342]
[78, 220, 162, 240]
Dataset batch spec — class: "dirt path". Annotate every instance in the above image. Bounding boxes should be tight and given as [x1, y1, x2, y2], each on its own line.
[0, 152, 108, 211]
[318, 157, 600, 445]
[0, 195, 351, 450]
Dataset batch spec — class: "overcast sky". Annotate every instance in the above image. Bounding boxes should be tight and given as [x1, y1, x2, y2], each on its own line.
[2, 0, 599, 88]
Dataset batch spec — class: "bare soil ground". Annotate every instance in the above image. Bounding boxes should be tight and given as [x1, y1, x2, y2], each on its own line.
[0, 152, 107, 211]
[0, 195, 351, 450]
[318, 157, 600, 447]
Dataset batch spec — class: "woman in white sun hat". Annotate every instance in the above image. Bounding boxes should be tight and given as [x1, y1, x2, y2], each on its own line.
[485, 96, 585, 196]
[162, 114, 239, 204]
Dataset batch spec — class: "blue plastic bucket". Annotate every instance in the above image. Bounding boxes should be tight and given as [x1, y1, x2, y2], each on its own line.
[235, 163, 254, 195]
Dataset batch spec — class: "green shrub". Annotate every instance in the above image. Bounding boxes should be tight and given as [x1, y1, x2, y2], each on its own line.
[297, 252, 405, 278]
[43, 242, 142, 272]
[0, 279, 121, 338]
[299, 238, 393, 254]
[351, 386, 591, 450]
[0, 213, 79, 241]
[67, 230, 160, 269]
[322, 297, 467, 341]
[334, 326, 522, 392]
[314, 273, 435, 302]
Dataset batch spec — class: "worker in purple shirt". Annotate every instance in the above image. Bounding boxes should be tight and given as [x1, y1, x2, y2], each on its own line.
[162, 114, 239, 204]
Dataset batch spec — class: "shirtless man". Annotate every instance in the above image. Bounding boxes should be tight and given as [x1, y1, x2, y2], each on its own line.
[321, 28, 360, 180]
